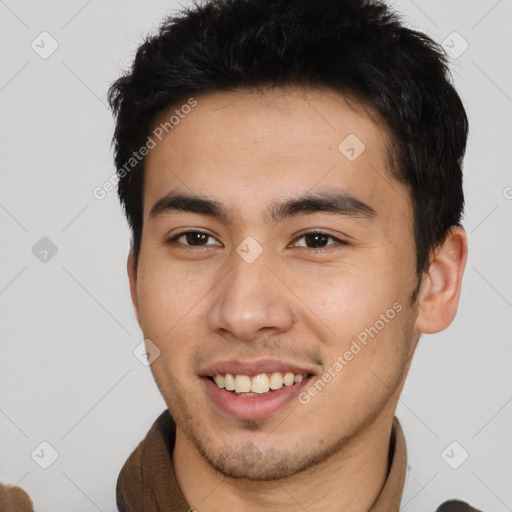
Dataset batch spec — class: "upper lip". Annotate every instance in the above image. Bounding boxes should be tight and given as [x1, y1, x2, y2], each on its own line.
[199, 359, 317, 377]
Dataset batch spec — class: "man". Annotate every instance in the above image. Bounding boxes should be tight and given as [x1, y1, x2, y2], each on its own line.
[109, 0, 480, 510]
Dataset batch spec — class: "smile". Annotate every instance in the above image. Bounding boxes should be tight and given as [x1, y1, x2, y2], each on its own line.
[210, 372, 310, 395]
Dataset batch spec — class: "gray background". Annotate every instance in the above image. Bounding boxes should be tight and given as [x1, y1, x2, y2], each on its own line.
[1, 1, 511, 510]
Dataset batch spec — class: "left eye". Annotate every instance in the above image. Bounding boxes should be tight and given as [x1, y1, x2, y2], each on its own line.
[292, 232, 346, 250]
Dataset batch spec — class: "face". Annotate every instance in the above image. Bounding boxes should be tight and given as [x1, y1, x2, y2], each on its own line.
[131, 86, 421, 480]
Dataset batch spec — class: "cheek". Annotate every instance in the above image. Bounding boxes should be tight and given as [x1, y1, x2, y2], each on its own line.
[135, 257, 205, 338]
[298, 262, 403, 335]
[293, 256, 414, 380]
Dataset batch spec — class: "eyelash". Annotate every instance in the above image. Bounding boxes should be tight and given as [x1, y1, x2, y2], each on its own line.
[165, 230, 348, 252]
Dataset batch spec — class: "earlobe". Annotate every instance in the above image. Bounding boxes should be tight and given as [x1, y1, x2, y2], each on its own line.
[127, 251, 141, 326]
[414, 226, 468, 334]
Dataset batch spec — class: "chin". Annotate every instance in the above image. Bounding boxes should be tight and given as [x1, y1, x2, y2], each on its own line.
[195, 435, 344, 482]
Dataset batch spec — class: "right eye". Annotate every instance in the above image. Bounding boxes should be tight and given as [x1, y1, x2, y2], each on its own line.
[165, 230, 222, 248]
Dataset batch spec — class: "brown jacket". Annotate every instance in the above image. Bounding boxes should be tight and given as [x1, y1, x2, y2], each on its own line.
[116, 409, 483, 512]
[0, 484, 33, 512]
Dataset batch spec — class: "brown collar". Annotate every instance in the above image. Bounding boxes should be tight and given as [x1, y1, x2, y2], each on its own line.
[117, 411, 407, 512]
[368, 417, 407, 511]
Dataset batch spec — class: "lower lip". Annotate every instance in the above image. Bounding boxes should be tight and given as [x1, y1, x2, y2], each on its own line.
[203, 376, 312, 420]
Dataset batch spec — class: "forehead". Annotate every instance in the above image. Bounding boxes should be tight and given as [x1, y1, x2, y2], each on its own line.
[143, 86, 409, 224]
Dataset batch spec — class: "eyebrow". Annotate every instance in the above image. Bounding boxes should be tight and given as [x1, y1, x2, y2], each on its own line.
[149, 189, 377, 224]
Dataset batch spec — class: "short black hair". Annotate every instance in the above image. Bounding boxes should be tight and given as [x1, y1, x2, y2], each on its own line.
[108, 0, 468, 276]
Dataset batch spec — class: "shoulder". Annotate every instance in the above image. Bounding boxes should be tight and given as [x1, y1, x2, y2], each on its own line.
[116, 409, 173, 512]
[116, 438, 146, 512]
[0, 483, 34, 512]
[436, 499, 484, 512]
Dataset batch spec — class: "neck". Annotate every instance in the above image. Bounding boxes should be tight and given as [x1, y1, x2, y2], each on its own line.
[173, 410, 395, 512]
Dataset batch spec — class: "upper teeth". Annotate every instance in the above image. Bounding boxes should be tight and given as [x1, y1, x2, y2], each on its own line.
[213, 372, 306, 394]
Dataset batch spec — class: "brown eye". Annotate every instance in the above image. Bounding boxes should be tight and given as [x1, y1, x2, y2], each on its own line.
[166, 230, 221, 247]
[183, 232, 209, 246]
[293, 232, 346, 250]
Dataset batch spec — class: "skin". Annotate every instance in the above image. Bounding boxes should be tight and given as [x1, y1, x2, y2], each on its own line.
[127, 86, 467, 511]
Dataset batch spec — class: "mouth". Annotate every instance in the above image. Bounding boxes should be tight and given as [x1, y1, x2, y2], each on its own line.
[208, 371, 313, 396]
[202, 370, 315, 420]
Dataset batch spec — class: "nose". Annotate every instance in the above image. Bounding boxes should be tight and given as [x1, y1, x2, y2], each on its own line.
[207, 246, 296, 343]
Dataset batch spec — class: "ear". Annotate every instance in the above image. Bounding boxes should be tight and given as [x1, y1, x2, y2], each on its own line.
[127, 250, 141, 327]
[415, 226, 468, 334]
